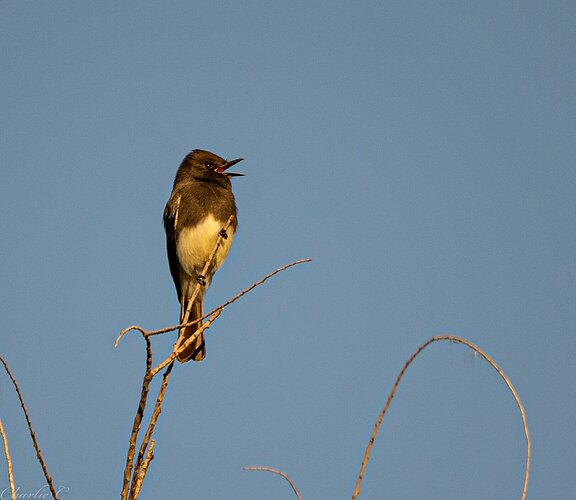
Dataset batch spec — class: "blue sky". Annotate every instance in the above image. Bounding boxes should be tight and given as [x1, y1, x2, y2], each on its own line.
[1, 1, 574, 498]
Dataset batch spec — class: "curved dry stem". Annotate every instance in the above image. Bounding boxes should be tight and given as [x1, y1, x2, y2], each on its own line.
[115, 325, 147, 347]
[0, 357, 59, 500]
[352, 335, 530, 500]
[0, 419, 15, 500]
[244, 465, 302, 500]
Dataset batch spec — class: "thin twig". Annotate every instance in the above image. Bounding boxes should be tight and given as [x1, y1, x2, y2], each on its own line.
[187, 215, 235, 319]
[204, 259, 313, 320]
[244, 466, 303, 500]
[0, 356, 59, 499]
[351, 335, 531, 500]
[0, 419, 15, 500]
[115, 258, 312, 346]
[175, 215, 235, 354]
[121, 337, 153, 499]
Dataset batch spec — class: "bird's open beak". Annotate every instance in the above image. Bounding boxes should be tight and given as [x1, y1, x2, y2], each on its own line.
[218, 158, 244, 177]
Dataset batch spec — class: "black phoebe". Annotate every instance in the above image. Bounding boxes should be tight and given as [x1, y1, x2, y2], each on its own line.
[163, 150, 243, 362]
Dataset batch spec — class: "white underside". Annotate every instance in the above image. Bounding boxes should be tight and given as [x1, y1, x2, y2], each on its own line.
[176, 214, 234, 288]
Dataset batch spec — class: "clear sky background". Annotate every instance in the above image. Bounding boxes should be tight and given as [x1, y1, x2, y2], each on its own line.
[1, 2, 574, 499]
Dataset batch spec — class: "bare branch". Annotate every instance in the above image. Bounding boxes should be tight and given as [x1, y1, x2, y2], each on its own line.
[120, 215, 236, 498]
[351, 335, 531, 500]
[0, 419, 15, 500]
[115, 258, 312, 345]
[120, 216, 242, 498]
[121, 337, 152, 499]
[129, 361, 174, 497]
[117, 213, 312, 497]
[0, 356, 59, 499]
[244, 466, 302, 500]
[150, 309, 222, 377]
[132, 439, 155, 498]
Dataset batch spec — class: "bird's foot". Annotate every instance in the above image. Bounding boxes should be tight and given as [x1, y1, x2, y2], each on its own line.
[219, 229, 228, 239]
[197, 275, 207, 286]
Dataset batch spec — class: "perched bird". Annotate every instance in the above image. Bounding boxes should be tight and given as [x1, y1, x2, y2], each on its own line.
[163, 150, 243, 362]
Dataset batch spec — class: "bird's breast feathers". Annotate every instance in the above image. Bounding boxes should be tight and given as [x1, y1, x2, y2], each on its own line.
[176, 214, 234, 277]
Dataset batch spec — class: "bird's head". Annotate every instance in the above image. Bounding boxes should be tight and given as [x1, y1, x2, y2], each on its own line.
[182, 150, 244, 179]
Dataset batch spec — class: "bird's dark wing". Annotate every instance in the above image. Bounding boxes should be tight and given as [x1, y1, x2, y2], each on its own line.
[163, 193, 182, 302]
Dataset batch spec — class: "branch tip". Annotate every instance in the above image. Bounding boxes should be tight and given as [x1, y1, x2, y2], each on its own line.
[244, 465, 302, 500]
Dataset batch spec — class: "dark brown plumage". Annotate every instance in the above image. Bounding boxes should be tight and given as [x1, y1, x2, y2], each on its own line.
[163, 150, 243, 362]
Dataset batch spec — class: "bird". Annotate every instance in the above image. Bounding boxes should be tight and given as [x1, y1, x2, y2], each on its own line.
[163, 149, 243, 362]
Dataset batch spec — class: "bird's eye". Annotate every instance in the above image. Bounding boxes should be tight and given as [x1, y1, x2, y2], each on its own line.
[204, 161, 213, 169]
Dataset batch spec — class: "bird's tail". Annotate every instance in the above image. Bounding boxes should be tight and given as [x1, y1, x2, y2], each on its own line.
[176, 297, 206, 363]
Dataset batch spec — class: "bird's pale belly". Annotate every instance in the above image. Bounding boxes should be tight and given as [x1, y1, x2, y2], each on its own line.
[176, 214, 234, 278]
